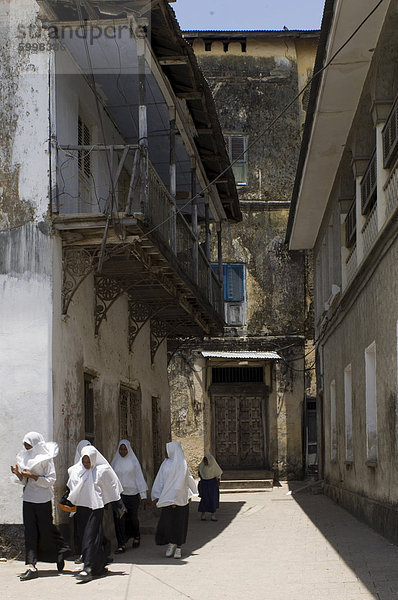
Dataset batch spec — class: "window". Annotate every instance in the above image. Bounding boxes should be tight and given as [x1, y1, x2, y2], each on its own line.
[212, 366, 264, 384]
[330, 380, 337, 461]
[84, 375, 95, 444]
[365, 342, 377, 462]
[224, 264, 244, 302]
[344, 364, 353, 461]
[225, 134, 248, 185]
[119, 386, 142, 456]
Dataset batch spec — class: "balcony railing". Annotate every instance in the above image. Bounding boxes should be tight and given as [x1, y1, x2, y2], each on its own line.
[384, 160, 398, 219]
[383, 95, 398, 168]
[56, 144, 222, 317]
[361, 151, 377, 215]
[362, 203, 378, 255]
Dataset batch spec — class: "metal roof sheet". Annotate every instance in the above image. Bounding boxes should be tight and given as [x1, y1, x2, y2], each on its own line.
[201, 351, 280, 360]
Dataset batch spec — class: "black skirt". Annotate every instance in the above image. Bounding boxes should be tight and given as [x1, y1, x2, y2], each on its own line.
[74, 506, 91, 555]
[23, 501, 71, 565]
[155, 504, 189, 547]
[112, 493, 140, 547]
[81, 507, 110, 576]
[198, 478, 220, 513]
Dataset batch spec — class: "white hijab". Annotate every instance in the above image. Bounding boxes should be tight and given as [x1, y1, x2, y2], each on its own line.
[74, 440, 91, 465]
[151, 442, 197, 508]
[17, 431, 59, 471]
[67, 445, 123, 510]
[198, 453, 223, 480]
[111, 440, 147, 496]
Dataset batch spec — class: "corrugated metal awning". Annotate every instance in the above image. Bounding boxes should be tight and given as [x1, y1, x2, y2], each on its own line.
[201, 351, 280, 360]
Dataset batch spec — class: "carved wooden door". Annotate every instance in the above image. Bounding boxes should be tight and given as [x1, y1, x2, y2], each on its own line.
[214, 394, 265, 469]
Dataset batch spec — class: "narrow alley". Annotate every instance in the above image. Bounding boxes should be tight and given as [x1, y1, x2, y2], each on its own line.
[2, 485, 398, 600]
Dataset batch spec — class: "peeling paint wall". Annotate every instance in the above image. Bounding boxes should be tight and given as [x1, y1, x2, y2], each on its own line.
[52, 240, 170, 523]
[0, 0, 51, 229]
[169, 34, 317, 478]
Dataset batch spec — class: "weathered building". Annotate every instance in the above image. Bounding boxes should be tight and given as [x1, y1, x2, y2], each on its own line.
[0, 0, 240, 540]
[287, 0, 398, 541]
[169, 30, 318, 479]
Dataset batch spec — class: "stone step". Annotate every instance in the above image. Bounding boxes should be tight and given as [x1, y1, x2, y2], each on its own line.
[219, 470, 274, 492]
[220, 487, 273, 494]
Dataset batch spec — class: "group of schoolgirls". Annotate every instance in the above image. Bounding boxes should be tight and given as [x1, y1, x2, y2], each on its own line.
[11, 432, 222, 583]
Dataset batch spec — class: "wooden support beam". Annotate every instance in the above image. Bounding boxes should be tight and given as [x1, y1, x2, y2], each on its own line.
[176, 91, 203, 100]
[158, 56, 189, 65]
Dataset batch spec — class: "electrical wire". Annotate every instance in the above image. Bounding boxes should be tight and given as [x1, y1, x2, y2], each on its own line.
[134, 0, 386, 241]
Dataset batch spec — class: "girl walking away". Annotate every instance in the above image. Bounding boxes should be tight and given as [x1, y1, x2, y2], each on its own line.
[198, 454, 223, 521]
[151, 442, 197, 559]
[67, 445, 123, 583]
[10, 432, 71, 581]
[111, 439, 148, 553]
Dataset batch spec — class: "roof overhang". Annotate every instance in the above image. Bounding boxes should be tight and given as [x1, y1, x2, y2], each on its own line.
[201, 351, 281, 360]
[287, 0, 389, 250]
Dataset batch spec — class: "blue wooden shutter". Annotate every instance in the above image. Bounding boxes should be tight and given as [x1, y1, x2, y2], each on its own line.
[224, 264, 244, 301]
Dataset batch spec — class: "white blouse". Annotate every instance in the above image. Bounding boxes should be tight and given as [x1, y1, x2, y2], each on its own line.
[18, 459, 56, 504]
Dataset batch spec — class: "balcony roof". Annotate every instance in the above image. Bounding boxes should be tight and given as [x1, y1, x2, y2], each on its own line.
[286, 0, 390, 250]
[38, 0, 241, 222]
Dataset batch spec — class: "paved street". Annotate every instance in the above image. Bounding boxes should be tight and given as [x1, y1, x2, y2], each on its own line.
[2, 483, 398, 600]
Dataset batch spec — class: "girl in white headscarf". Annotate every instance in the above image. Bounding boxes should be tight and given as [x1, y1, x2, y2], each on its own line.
[67, 445, 123, 582]
[10, 432, 71, 581]
[151, 442, 197, 559]
[198, 453, 223, 521]
[111, 439, 147, 553]
[69, 440, 91, 564]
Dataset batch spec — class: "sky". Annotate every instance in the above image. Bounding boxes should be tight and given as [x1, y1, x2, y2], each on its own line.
[172, 0, 325, 31]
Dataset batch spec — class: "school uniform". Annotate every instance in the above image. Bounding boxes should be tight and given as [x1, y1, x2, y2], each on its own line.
[111, 439, 147, 550]
[67, 445, 123, 581]
[15, 432, 71, 580]
[151, 442, 197, 558]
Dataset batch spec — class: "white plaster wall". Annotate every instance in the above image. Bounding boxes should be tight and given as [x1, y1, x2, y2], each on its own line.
[5, 0, 51, 220]
[0, 224, 53, 524]
[322, 235, 398, 503]
[51, 238, 170, 508]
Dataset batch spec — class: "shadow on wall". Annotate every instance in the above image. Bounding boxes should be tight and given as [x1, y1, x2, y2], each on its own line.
[288, 482, 398, 598]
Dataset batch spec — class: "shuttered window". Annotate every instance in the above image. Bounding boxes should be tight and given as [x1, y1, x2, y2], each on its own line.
[224, 264, 244, 301]
[225, 134, 248, 185]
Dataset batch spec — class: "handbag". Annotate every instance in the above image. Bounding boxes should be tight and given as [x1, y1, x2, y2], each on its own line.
[58, 487, 77, 513]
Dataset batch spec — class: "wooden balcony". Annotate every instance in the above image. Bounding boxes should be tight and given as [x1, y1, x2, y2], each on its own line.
[53, 145, 224, 340]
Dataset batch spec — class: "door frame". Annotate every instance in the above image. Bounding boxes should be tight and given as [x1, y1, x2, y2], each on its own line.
[210, 383, 269, 470]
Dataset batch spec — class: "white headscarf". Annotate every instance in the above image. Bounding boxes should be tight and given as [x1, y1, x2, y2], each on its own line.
[16, 431, 59, 471]
[111, 440, 147, 496]
[67, 445, 123, 510]
[198, 453, 223, 480]
[151, 442, 197, 508]
[74, 440, 91, 465]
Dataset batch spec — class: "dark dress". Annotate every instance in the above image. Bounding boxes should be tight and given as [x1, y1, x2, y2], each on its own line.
[23, 501, 71, 565]
[74, 506, 91, 555]
[198, 477, 220, 513]
[155, 504, 190, 546]
[113, 493, 140, 547]
[80, 507, 111, 576]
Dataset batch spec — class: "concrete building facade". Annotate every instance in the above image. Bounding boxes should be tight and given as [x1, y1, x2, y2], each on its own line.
[0, 0, 240, 542]
[169, 30, 318, 479]
[287, 0, 398, 541]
